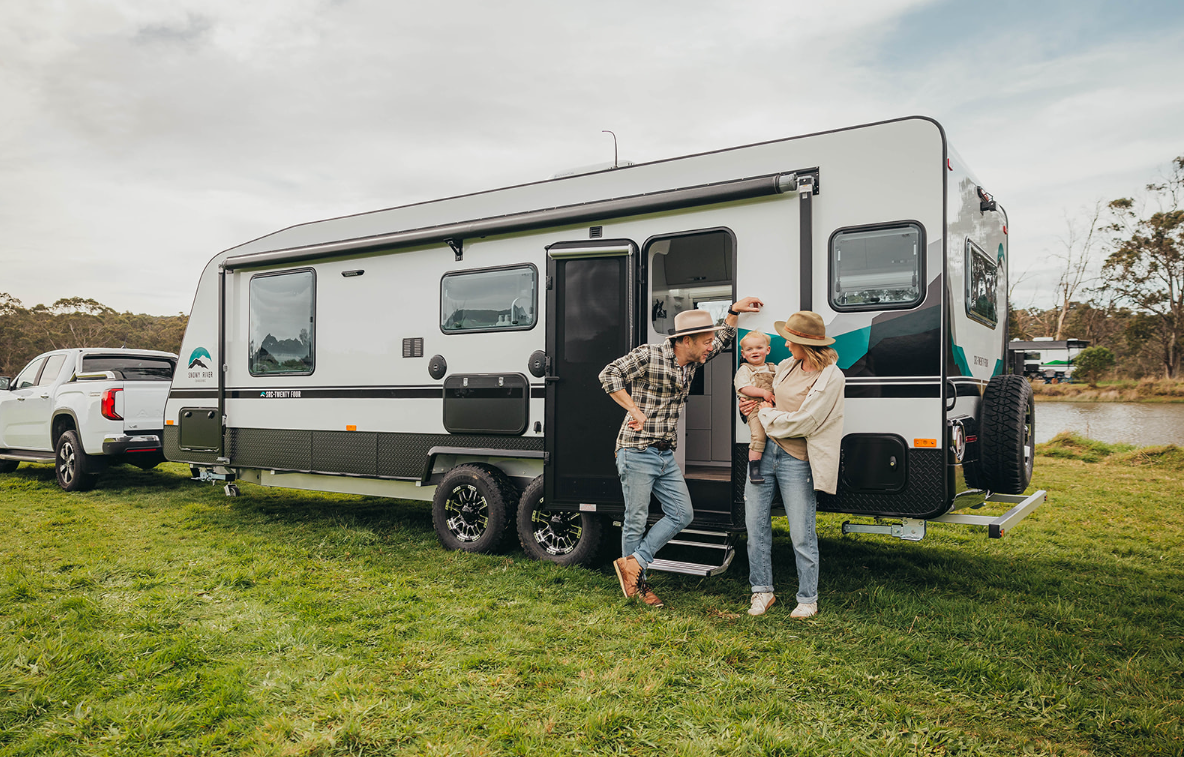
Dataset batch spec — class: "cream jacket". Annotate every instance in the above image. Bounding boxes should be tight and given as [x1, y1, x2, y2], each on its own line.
[756, 360, 846, 494]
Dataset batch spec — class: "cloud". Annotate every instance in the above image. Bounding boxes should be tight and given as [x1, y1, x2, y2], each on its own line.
[0, 0, 1180, 317]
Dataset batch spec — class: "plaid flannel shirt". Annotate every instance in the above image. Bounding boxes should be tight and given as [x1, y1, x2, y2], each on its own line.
[598, 325, 737, 452]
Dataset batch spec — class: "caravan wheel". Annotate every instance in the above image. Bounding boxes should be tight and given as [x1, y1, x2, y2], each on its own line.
[516, 476, 603, 567]
[978, 375, 1035, 495]
[431, 464, 518, 554]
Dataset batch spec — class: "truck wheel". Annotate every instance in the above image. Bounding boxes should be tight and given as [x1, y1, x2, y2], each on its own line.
[431, 464, 518, 554]
[55, 430, 100, 492]
[0, 460, 18, 474]
[978, 375, 1035, 495]
[516, 476, 603, 567]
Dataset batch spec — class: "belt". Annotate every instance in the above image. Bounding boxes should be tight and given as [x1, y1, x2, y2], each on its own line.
[650, 440, 674, 451]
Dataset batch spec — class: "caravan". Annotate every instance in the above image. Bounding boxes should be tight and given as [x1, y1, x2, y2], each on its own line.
[165, 116, 1044, 574]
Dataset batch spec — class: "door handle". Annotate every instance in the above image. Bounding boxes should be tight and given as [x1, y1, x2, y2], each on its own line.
[16, 396, 25, 401]
[39, 394, 49, 399]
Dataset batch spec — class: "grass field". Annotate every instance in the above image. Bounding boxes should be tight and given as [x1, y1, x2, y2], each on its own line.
[2, 438, 1182, 756]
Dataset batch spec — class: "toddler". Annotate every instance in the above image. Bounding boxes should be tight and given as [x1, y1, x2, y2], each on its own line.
[734, 331, 777, 483]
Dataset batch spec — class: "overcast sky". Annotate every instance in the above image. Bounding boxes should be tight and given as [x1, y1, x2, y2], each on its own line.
[2, 0, 1182, 316]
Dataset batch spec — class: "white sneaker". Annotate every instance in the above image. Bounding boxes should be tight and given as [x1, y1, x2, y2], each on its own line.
[790, 602, 818, 619]
[748, 592, 776, 616]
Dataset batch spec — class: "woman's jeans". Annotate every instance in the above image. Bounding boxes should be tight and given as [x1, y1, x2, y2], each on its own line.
[615, 447, 695, 569]
[744, 443, 819, 603]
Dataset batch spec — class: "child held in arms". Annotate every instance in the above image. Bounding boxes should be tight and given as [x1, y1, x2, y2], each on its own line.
[734, 331, 777, 484]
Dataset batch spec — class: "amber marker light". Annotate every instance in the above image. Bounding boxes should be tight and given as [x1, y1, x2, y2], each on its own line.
[346, 425, 357, 431]
[914, 438, 937, 448]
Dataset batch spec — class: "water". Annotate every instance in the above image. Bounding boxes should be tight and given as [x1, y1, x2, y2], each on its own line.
[1035, 402, 1184, 446]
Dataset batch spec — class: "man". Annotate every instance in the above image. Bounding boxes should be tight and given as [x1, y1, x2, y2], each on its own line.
[598, 297, 764, 607]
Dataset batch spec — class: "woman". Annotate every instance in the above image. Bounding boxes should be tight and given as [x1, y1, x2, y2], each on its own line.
[738, 311, 845, 618]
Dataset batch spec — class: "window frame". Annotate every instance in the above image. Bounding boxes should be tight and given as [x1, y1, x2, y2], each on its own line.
[827, 221, 927, 312]
[439, 262, 539, 335]
[248, 267, 318, 377]
[964, 239, 999, 329]
[36, 354, 67, 387]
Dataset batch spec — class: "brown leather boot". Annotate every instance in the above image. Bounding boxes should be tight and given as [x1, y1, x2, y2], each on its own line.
[613, 556, 643, 598]
[637, 578, 664, 608]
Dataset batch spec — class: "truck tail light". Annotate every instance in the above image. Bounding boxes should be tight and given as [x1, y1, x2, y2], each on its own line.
[101, 388, 124, 420]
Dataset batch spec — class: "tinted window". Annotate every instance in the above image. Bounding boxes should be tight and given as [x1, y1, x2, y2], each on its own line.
[831, 224, 923, 309]
[250, 270, 316, 375]
[81, 356, 175, 381]
[441, 265, 537, 333]
[14, 358, 45, 390]
[966, 240, 999, 327]
[37, 354, 67, 386]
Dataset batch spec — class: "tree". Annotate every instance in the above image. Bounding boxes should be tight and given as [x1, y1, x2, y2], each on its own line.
[1102, 156, 1184, 378]
[1052, 203, 1103, 341]
[1072, 346, 1115, 386]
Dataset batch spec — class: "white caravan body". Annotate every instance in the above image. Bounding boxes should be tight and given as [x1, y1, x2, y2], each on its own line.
[167, 116, 1032, 562]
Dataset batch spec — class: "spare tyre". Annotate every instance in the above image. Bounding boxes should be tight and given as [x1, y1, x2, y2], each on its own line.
[978, 374, 1035, 494]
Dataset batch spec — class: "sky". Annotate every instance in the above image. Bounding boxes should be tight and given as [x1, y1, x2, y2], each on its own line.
[2, 0, 1182, 316]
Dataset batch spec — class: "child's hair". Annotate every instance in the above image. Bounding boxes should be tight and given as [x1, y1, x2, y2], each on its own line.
[740, 331, 771, 349]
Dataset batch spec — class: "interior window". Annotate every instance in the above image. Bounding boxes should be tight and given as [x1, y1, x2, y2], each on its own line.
[249, 269, 316, 376]
[830, 224, 923, 309]
[14, 358, 45, 390]
[441, 265, 537, 333]
[648, 230, 734, 335]
[36, 354, 67, 386]
[966, 240, 999, 327]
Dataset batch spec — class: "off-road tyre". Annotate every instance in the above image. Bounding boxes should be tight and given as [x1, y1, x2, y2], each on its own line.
[978, 375, 1035, 495]
[55, 429, 100, 492]
[516, 476, 604, 567]
[0, 460, 19, 474]
[432, 464, 519, 554]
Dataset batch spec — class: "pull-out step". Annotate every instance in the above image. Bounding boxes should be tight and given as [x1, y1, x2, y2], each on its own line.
[841, 489, 1047, 541]
[648, 528, 736, 576]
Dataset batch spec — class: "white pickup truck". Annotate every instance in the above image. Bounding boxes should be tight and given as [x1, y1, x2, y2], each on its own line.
[0, 348, 178, 491]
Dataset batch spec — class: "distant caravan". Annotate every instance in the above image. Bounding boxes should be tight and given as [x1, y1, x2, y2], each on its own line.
[166, 116, 1045, 575]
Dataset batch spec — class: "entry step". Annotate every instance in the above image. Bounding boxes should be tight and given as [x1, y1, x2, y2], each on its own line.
[649, 528, 736, 576]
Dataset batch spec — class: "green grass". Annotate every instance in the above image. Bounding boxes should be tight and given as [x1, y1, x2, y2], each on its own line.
[1, 454, 1182, 756]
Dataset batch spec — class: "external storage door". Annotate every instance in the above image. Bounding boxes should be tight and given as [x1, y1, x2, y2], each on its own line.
[544, 241, 636, 508]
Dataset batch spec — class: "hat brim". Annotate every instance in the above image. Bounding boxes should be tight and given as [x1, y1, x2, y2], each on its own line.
[666, 324, 726, 339]
[774, 320, 835, 346]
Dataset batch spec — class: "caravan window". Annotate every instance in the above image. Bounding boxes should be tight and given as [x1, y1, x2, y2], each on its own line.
[441, 265, 537, 333]
[249, 269, 316, 376]
[966, 240, 999, 327]
[829, 223, 924, 310]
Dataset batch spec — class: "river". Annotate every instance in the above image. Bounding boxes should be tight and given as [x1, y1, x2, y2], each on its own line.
[1035, 401, 1184, 446]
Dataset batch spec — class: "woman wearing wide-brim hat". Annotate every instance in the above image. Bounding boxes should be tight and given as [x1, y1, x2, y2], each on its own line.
[737, 311, 845, 619]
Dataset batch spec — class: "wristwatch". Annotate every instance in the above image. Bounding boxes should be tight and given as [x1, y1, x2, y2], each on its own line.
[727, 307, 740, 316]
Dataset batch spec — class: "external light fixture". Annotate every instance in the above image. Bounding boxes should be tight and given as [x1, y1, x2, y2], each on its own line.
[976, 186, 997, 212]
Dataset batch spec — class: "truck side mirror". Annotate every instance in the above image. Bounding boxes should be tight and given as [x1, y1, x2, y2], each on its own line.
[0, 376, 10, 391]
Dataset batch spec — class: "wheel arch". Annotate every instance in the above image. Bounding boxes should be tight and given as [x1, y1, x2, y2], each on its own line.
[51, 410, 79, 448]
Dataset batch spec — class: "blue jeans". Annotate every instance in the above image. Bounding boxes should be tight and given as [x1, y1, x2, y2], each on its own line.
[615, 447, 695, 569]
[744, 443, 819, 603]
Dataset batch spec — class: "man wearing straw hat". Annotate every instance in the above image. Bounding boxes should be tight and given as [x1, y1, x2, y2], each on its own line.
[599, 296, 764, 607]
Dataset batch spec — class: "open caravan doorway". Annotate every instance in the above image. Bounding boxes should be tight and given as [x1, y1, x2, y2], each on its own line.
[647, 229, 736, 520]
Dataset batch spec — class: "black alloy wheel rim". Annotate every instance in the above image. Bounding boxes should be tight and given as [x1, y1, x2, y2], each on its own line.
[531, 508, 582, 556]
[59, 441, 76, 486]
[444, 483, 488, 542]
[1023, 397, 1035, 476]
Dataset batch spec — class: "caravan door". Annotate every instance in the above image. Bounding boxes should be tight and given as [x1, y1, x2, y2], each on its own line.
[543, 240, 637, 509]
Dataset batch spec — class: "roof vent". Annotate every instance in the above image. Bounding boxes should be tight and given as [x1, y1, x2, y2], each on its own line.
[589, 226, 603, 238]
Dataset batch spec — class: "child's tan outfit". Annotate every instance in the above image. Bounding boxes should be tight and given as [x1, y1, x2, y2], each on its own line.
[735, 362, 777, 453]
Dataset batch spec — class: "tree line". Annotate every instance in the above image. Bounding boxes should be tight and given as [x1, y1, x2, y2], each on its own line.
[1010, 154, 1183, 379]
[0, 295, 187, 377]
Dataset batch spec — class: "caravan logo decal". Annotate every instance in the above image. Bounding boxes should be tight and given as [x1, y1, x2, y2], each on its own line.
[187, 347, 215, 382]
[188, 347, 212, 369]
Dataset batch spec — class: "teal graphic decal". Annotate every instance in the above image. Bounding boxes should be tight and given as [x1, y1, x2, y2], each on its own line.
[188, 346, 212, 369]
